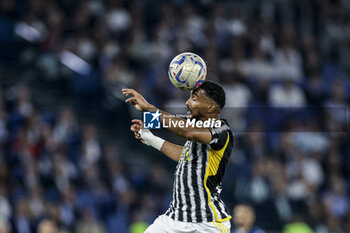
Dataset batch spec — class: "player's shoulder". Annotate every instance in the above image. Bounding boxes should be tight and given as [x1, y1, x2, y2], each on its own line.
[208, 118, 234, 149]
[219, 119, 231, 129]
[210, 118, 229, 128]
[211, 119, 233, 135]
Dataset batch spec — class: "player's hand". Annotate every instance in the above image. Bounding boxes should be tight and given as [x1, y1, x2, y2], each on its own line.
[122, 88, 155, 112]
[130, 119, 146, 144]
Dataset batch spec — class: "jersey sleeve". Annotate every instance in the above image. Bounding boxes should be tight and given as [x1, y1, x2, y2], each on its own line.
[208, 123, 230, 151]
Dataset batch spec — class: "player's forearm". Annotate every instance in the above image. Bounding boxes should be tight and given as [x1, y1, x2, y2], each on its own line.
[161, 114, 190, 137]
[145, 106, 208, 142]
[146, 106, 191, 138]
[160, 141, 182, 162]
[138, 128, 182, 162]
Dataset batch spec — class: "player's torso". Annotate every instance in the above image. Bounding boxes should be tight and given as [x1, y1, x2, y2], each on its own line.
[175, 141, 210, 184]
[176, 139, 232, 185]
[179, 140, 200, 164]
[168, 138, 232, 222]
[175, 141, 205, 192]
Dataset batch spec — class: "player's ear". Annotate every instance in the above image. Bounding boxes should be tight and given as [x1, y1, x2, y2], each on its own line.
[207, 103, 217, 113]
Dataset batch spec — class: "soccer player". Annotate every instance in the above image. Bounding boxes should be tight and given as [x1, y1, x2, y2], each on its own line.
[122, 81, 233, 233]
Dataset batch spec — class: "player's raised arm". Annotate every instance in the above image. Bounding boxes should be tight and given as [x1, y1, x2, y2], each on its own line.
[122, 88, 156, 112]
[130, 119, 183, 162]
[123, 89, 212, 144]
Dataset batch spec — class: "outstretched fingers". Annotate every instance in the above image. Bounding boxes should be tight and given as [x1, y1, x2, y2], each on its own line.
[125, 97, 137, 103]
[122, 88, 138, 97]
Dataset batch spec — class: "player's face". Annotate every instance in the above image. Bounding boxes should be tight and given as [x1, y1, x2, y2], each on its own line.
[185, 89, 211, 120]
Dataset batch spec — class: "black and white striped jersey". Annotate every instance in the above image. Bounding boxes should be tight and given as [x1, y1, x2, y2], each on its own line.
[165, 119, 233, 223]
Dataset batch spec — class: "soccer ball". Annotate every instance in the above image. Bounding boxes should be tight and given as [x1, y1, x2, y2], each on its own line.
[168, 52, 207, 91]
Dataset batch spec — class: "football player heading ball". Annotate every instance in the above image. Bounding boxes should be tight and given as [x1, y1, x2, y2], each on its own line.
[122, 59, 233, 233]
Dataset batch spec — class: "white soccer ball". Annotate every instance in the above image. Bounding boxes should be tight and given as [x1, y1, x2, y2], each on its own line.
[168, 52, 207, 91]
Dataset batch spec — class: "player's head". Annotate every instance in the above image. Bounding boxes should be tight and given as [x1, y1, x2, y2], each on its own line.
[233, 204, 256, 229]
[185, 81, 226, 120]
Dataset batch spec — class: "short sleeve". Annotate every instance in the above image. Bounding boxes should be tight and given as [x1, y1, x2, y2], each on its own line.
[208, 122, 230, 151]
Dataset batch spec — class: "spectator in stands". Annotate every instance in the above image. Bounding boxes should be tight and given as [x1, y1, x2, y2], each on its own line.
[37, 219, 57, 233]
[232, 204, 265, 233]
[269, 78, 306, 108]
[283, 215, 314, 233]
[75, 209, 105, 233]
[322, 175, 349, 218]
[0, 215, 10, 233]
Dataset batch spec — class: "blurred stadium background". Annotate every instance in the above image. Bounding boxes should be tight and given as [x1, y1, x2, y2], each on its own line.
[0, 0, 350, 232]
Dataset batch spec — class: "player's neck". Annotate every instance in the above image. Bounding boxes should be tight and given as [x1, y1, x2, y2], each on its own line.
[200, 113, 219, 121]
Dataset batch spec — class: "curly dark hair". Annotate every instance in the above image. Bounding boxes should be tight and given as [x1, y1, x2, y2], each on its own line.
[198, 80, 226, 109]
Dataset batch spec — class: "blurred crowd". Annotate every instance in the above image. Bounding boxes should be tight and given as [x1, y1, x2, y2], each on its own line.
[1, 0, 350, 232]
[0, 85, 167, 233]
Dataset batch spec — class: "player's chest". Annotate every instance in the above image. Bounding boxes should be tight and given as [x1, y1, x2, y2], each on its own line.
[179, 141, 202, 163]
